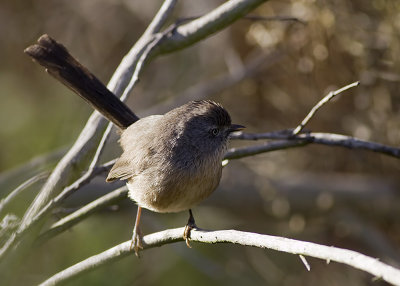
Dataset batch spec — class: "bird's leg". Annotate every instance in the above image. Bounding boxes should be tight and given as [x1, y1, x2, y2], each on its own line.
[183, 209, 198, 248]
[130, 206, 143, 257]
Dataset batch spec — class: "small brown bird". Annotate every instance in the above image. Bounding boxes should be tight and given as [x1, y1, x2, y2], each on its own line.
[106, 100, 243, 255]
[24, 35, 244, 256]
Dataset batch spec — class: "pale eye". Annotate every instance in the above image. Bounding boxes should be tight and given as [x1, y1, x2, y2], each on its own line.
[210, 128, 220, 137]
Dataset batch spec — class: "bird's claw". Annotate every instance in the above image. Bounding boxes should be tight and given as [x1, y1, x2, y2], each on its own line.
[183, 210, 197, 248]
[130, 228, 143, 257]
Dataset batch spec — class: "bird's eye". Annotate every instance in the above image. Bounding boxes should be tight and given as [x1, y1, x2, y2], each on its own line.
[210, 128, 220, 137]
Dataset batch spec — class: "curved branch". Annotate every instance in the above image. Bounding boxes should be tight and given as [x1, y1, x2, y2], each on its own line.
[39, 228, 400, 286]
[292, 81, 360, 135]
[157, 0, 269, 54]
[0, 172, 49, 218]
[228, 132, 400, 159]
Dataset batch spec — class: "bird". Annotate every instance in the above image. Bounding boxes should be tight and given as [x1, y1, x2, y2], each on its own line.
[106, 100, 244, 255]
[24, 35, 244, 256]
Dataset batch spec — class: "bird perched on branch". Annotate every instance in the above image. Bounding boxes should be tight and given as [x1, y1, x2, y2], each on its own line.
[24, 34, 244, 256]
[106, 100, 244, 255]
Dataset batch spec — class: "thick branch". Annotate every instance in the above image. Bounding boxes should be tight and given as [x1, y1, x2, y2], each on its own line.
[157, 0, 269, 54]
[39, 228, 400, 286]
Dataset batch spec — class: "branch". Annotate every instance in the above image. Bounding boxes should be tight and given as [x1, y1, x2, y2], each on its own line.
[0, 172, 49, 218]
[228, 132, 400, 159]
[157, 0, 269, 54]
[0, 160, 114, 265]
[38, 228, 400, 286]
[225, 139, 306, 159]
[12, 160, 114, 240]
[292, 81, 360, 135]
[243, 14, 305, 24]
[36, 186, 128, 244]
[226, 80, 399, 160]
[142, 0, 177, 37]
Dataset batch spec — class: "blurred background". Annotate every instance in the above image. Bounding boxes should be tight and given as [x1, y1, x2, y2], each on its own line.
[1, 0, 400, 285]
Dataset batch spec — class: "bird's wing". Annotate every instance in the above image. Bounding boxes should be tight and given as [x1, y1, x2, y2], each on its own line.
[106, 158, 134, 182]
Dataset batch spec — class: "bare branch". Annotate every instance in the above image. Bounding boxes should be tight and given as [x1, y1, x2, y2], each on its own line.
[243, 14, 306, 24]
[0, 159, 114, 264]
[299, 254, 311, 271]
[225, 139, 307, 160]
[38, 228, 400, 286]
[143, 0, 177, 36]
[169, 13, 304, 28]
[157, 0, 269, 54]
[229, 132, 400, 159]
[36, 186, 128, 244]
[0, 172, 49, 218]
[292, 81, 360, 135]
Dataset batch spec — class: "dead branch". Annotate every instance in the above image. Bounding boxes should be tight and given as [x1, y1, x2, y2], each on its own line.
[38, 228, 400, 286]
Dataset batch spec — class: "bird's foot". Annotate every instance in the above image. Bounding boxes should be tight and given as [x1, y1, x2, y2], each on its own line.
[183, 209, 197, 248]
[130, 226, 143, 257]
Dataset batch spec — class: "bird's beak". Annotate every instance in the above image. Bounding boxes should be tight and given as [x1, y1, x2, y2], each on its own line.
[228, 124, 245, 133]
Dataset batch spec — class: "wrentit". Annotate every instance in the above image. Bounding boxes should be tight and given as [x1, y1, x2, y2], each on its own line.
[24, 35, 244, 256]
[107, 100, 244, 255]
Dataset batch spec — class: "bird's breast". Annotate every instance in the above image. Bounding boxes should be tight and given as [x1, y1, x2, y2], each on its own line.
[127, 152, 223, 213]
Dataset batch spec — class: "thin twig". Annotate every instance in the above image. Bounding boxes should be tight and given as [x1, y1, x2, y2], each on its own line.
[36, 186, 128, 244]
[244, 14, 306, 24]
[0, 160, 115, 258]
[38, 228, 400, 286]
[299, 255, 311, 271]
[0, 172, 49, 217]
[292, 81, 360, 135]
